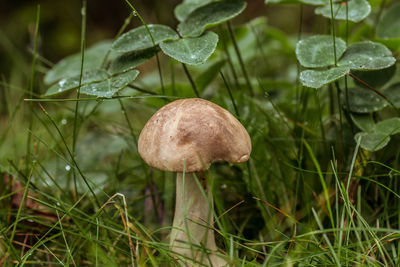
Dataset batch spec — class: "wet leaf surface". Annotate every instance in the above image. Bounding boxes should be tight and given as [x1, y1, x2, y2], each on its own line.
[315, 0, 370, 23]
[160, 31, 218, 65]
[300, 67, 349, 88]
[178, 0, 246, 37]
[112, 24, 179, 53]
[338, 42, 396, 70]
[296, 35, 346, 68]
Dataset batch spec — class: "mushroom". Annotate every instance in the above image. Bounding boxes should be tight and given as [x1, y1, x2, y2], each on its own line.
[138, 98, 251, 266]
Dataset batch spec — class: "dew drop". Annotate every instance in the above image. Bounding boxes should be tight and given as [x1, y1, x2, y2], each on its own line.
[65, 165, 71, 171]
[59, 79, 67, 86]
[61, 118, 67, 125]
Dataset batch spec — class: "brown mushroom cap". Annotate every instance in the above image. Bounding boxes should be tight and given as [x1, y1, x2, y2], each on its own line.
[138, 98, 251, 172]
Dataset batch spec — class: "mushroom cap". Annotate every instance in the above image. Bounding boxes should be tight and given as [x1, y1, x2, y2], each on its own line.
[138, 98, 251, 172]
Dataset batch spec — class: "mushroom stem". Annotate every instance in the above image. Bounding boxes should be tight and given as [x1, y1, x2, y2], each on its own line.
[170, 172, 227, 266]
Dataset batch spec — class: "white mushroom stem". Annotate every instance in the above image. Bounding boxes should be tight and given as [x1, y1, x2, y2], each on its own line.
[170, 172, 227, 266]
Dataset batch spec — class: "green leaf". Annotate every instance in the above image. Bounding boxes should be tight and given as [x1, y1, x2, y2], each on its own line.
[338, 41, 396, 70]
[344, 87, 387, 113]
[76, 132, 129, 169]
[174, 0, 211, 22]
[109, 48, 158, 75]
[160, 31, 218, 65]
[351, 65, 396, 89]
[355, 132, 390, 151]
[44, 40, 115, 85]
[45, 69, 109, 96]
[296, 35, 346, 68]
[350, 113, 375, 132]
[265, 0, 338, 4]
[195, 60, 226, 91]
[111, 24, 179, 53]
[80, 70, 139, 98]
[376, 2, 400, 39]
[300, 67, 349, 89]
[301, 0, 340, 4]
[383, 83, 400, 108]
[44, 69, 139, 98]
[315, 0, 371, 23]
[265, 0, 302, 4]
[375, 118, 400, 135]
[177, 0, 246, 37]
[353, 117, 400, 151]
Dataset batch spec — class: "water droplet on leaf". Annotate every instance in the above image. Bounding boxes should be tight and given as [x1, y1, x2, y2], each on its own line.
[59, 79, 67, 86]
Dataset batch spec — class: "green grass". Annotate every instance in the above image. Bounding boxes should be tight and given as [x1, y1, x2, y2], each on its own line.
[1, 0, 400, 266]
